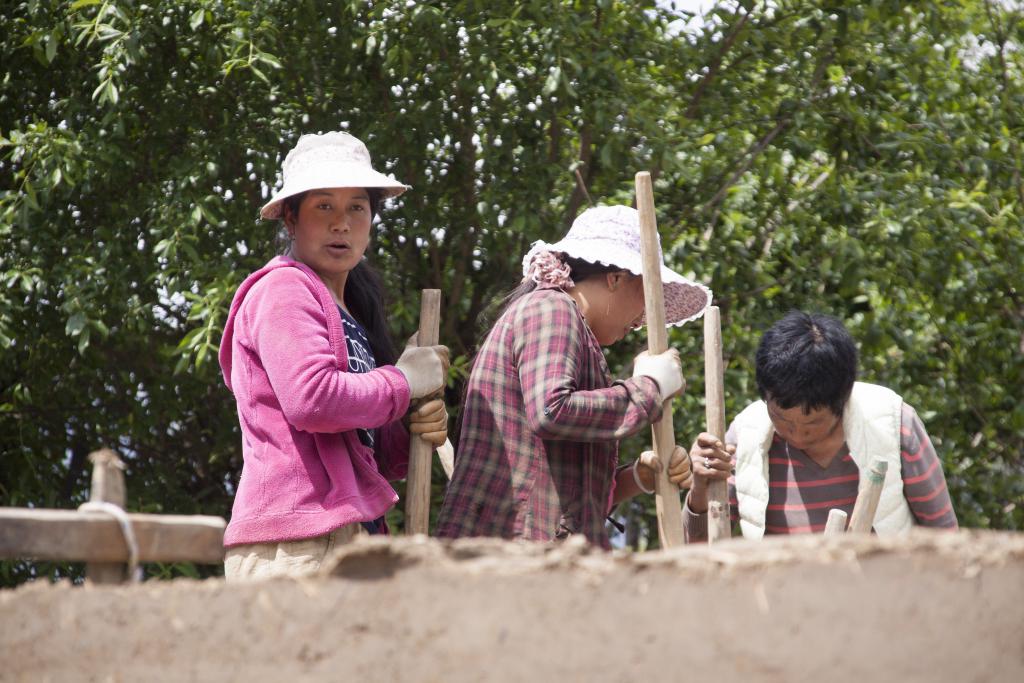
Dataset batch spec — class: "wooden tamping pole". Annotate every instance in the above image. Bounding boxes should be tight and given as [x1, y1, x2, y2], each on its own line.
[635, 171, 685, 549]
[405, 289, 442, 536]
[703, 306, 732, 543]
[823, 509, 849, 536]
[847, 458, 887, 534]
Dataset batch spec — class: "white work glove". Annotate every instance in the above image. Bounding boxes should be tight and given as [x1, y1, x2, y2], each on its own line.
[395, 344, 448, 400]
[632, 349, 684, 401]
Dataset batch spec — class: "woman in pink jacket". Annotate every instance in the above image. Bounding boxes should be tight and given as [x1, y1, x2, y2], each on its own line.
[219, 132, 448, 580]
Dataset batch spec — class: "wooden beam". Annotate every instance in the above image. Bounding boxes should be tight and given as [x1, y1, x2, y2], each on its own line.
[0, 508, 226, 564]
[406, 289, 442, 535]
[635, 171, 685, 549]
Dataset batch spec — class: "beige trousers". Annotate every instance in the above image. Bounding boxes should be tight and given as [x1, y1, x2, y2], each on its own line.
[223, 523, 364, 581]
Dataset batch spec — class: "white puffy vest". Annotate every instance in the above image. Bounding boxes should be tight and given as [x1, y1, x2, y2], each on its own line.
[732, 382, 915, 539]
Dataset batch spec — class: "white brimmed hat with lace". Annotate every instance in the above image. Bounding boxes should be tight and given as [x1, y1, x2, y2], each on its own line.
[260, 131, 410, 220]
[522, 204, 712, 327]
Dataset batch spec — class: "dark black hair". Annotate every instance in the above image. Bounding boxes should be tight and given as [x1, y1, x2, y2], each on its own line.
[755, 310, 858, 417]
[281, 188, 397, 366]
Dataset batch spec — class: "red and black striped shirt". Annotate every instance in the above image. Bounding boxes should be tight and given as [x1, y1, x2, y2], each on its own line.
[684, 403, 958, 539]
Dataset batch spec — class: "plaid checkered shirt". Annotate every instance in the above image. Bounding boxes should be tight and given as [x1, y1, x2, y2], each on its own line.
[436, 287, 663, 548]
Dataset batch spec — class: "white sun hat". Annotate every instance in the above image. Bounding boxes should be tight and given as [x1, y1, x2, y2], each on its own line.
[260, 131, 410, 220]
[522, 204, 712, 326]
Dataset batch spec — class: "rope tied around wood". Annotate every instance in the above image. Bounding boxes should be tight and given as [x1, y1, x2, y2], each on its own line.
[78, 501, 142, 583]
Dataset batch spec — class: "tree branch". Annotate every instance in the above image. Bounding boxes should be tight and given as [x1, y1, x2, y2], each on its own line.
[699, 40, 836, 226]
[984, 0, 1024, 208]
[562, 124, 594, 227]
[684, 1, 755, 120]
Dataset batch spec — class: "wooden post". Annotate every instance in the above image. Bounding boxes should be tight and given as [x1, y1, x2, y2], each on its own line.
[848, 458, 888, 534]
[823, 509, 848, 536]
[86, 449, 128, 584]
[635, 172, 685, 549]
[406, 289, 442, 536]
[703, 306, 732, 543]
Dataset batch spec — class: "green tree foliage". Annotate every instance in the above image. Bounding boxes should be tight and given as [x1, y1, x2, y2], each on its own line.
[1, 0, 1021, 581]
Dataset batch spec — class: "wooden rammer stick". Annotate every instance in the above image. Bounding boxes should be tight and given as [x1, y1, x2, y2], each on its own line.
[823, 508, 849, 536]
[847, 458, 888, 534]
[703, 306, 732, 543]
[635, 172, 685, 549]
[405, 289, 442, 536]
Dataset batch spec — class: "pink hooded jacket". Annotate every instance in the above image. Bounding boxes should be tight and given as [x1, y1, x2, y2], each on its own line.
[218, 255, 411, 547]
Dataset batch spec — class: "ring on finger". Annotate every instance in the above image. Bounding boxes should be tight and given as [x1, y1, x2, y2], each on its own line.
[703, 457, 711, 469]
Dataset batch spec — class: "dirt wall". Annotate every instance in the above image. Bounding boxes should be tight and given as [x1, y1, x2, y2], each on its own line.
[2, 529, 1022, 682]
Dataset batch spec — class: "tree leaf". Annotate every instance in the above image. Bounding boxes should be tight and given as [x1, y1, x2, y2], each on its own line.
[65, 312, 87, 336]
[542, 65, 561, 95]
[45, 35, 57, 64]
[77, 326, 91, 354]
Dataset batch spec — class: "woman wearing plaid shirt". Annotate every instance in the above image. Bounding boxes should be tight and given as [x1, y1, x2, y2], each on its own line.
[436, 206, 712, 548]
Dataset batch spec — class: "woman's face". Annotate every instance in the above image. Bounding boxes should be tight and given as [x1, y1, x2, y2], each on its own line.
[286, 187, 372, 284]
[590, 272, 646, 346]
[766, 400, 842, 451]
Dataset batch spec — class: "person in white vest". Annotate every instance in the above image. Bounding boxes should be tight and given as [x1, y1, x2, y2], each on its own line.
[684, 310, 957, 541]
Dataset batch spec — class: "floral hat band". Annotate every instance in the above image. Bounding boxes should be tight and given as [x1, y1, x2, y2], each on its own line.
[521, 205, 712, 327]
[526, 251, 575, 289]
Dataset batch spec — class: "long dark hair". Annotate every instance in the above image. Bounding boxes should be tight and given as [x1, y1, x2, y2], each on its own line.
[282, 189, 398, 366]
